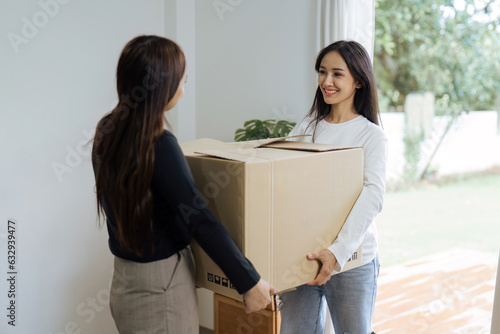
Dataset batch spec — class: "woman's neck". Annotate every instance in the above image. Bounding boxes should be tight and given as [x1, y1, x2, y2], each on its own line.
[325, 105, 359, 124]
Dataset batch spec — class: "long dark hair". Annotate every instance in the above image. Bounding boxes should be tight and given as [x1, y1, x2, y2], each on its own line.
[306, 40, 380, 141]
[93, 35, 186, 256]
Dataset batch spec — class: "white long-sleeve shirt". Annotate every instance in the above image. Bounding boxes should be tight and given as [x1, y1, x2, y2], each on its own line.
[288, 115, 388, 270]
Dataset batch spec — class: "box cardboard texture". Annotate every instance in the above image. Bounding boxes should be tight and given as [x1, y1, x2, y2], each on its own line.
[180, 138, 363, 301]
[214, 293, 281, 334]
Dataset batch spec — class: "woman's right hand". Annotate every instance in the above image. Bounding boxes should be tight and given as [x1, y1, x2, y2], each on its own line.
[242, 279, 277, 313]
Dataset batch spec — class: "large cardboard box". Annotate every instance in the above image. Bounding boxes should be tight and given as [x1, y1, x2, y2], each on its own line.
[180, 138, 363, 300]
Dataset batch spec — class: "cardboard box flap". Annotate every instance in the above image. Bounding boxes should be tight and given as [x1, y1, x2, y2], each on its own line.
[180, 137, 286, 156]
[264, 141, 359, 152]
[183, 135, 358, 161]
[194, 149, 270, 162]
[228, 135, 313, 150]
[180, 135, 316, 156]
[229, 137, 288, 150]
[180, 138, 229, 156]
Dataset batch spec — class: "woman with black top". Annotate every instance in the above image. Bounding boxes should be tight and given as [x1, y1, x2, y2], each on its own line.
[92, 35, 275, 333]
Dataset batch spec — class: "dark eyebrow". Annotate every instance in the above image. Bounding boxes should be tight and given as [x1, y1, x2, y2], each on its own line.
[319, 66, 345, 71]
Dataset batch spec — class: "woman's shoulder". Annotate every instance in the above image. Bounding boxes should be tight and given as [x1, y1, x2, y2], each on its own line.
[358, 116, 387, 141]
[155, 130, 181, 152]
[153, 130, 187, 171]
[292, 116, 315, 132]
[287, 116, 316, 139]
[158, 129, 177, 142]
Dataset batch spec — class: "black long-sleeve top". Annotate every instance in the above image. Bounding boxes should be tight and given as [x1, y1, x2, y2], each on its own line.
[93, 130, 260, 294]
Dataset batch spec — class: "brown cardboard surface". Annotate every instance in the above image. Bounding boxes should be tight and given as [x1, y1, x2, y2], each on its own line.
[181, 138, 364, 301]
[263, 140, 357, 152]
[179, 137, 228, 156]
[214, 293, 280, 334]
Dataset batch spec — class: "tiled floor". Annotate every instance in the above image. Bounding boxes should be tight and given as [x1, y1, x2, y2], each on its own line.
[373, 248, 498, 334]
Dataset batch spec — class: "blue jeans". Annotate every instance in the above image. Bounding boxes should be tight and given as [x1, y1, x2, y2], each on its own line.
[279, 255, 380, 334]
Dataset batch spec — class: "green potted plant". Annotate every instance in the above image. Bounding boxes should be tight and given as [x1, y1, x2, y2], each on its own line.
[234, 119, 296, 142]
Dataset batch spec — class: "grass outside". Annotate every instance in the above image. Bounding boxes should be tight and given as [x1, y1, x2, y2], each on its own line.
[377, 171, 500, 267]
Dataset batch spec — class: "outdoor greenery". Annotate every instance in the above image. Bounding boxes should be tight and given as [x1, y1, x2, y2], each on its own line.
[374, 0, 500, 115]
[234, 119, 296, 141]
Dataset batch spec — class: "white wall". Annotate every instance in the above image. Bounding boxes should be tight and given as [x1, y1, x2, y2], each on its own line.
[195, 0, 318, 141]
[432, 111, 500, 175]
[0, 1, 164, 333]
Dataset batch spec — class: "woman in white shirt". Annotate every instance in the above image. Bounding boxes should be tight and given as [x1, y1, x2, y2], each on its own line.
[279, 40, 387, 334]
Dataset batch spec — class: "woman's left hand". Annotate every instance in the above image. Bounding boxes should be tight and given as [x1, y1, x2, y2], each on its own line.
[306, 249, 337, 286]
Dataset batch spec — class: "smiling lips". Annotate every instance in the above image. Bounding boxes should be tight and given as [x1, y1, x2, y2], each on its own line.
[323, 88, 339, 96]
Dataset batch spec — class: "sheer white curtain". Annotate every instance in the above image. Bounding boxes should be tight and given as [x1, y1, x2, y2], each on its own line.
[315, 2, 376, 333]
[316, 0, 375, 62]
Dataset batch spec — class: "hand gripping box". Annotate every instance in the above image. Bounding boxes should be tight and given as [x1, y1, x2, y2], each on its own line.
[180, 137, 363, 300]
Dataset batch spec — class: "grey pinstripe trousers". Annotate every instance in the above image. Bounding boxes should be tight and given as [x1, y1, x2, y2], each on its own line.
[110, 247, 199, 333]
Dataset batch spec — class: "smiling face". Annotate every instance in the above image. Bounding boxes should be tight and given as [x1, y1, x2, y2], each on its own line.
[317, 51, 361, 113]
